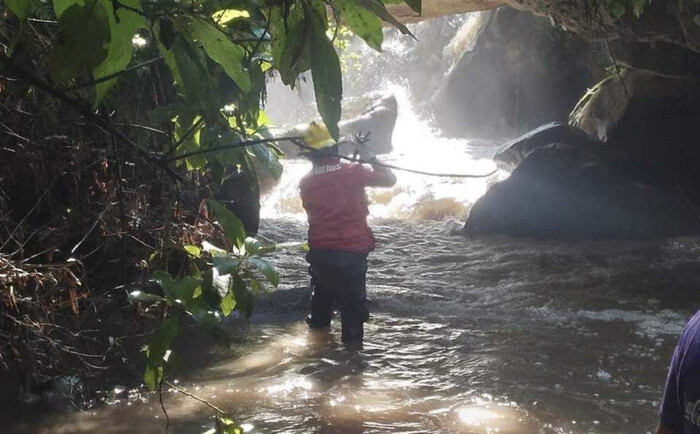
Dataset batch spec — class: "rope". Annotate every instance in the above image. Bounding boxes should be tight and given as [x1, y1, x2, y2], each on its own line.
[290, 139, 498, 179]
[166, 135, 498, 179]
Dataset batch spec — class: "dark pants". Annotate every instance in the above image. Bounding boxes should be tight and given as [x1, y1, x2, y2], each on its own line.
[306, 249, 369, 343]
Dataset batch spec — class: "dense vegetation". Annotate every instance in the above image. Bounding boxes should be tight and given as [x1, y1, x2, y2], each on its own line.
[0, 0, 417, 427]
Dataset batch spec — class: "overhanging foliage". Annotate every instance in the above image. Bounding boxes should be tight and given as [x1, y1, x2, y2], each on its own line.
[1, 0, 417, 429]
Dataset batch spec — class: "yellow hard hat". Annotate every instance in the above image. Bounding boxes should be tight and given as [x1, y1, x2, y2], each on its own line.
[303, 121, 336, 150]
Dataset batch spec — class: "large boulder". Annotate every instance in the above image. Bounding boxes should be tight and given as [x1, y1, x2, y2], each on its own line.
[464, 144, 700, 240]
[432, 7, 603, 137]
[338, 94, 397, 155]
[494, 122, 599, 170]
[570, 69, 700, 201]
[276, 94, 398, 158]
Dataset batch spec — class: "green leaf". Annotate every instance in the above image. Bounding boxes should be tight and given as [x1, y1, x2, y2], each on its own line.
[631, 0, 648, 17]
[215, 415, 243, 434]
[48, 0, 111, 84]
[230, 273, 253, 317]
[128, 290, 165, 304]
[187, 300, 223, 329]
[212, 9, 250, 24]
[179, 16, 251, 92]
[250, 143, 283, 180]
[403, 0, 421, 14]
[309, 10, 342, 141]
[157, 20, 215, 112]
[213, 255, 242, 275]
[268, 7, 287, 70]
[338, 0, 383, 52]
[243, 237, 262, 255]
[200, 269, 222, 306]
[246, 257, 279, 287]
[6, 0, 34, 20]
[174, 115, 205, 170]
[605, 0, 627, 18]
[208, 199, 247, 249]
[172, 36, 212, 107]
[152, 270, 202, 303]
[220, 285, 237, 316]
[202, 241, 227, 257]
[53, 0, 84, 18]
[277, 8, 311, 85]
[311, 0, 329, 26]
[184, 245, 201, 257]
[144, 364, 163, 391]
[256, 110, 270, 128]
[92, 0, 146, 105]
[147, 316, 180, 364]
[155, 19, 183, 85]
[143, 315, 179, 390]
[351, 0, 414, 38]
[256, 242, 304, 255]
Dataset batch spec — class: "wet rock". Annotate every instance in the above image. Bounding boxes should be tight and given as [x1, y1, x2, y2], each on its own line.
[464, 144, 700, 240]
[570, 69, 700, 202]
[254, 287, 311, 314]
[276, 94, 398, 158]
[494, 122, 600, 170]
[432, 7, 603, 137]
[214, 172, 260, 236]
[338, 94, 398, 156]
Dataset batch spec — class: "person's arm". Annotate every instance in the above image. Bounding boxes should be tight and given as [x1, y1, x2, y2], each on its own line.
[355, 140, 396, 188]
[366, 157, 397, 188]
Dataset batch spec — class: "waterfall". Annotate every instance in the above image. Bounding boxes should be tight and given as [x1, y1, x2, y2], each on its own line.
[260, 13, 508, 221]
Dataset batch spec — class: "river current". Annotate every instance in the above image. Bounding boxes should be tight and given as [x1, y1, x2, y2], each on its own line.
[15, 218, 700, 433]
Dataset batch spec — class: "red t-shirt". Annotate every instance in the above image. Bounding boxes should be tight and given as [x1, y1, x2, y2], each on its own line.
[300, 159, 377, 253]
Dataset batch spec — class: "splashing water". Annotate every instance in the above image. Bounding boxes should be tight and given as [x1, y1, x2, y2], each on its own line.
[261, 12, 506, 222]
[261, 84, 506, 221]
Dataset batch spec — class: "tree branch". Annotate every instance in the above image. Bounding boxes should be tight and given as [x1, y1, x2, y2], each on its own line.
[65, 56, 164, 91]
[164, 136, 302, 163]
[0, 53, 157, 162]
[163, 117, 204, 158]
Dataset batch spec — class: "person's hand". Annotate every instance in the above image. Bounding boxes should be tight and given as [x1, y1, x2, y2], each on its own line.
[356, 143, 375, 162]
[354, 131, 371, 145]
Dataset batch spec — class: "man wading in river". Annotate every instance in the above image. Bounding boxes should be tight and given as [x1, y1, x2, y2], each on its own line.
[299, 121, 396, 348]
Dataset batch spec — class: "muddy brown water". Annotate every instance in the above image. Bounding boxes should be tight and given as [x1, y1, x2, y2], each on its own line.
[10, 218, 700, 433]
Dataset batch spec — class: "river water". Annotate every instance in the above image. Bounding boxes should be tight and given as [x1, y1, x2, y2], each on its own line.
[16, 219, 700, 433]
[13, 13, 700, 434]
